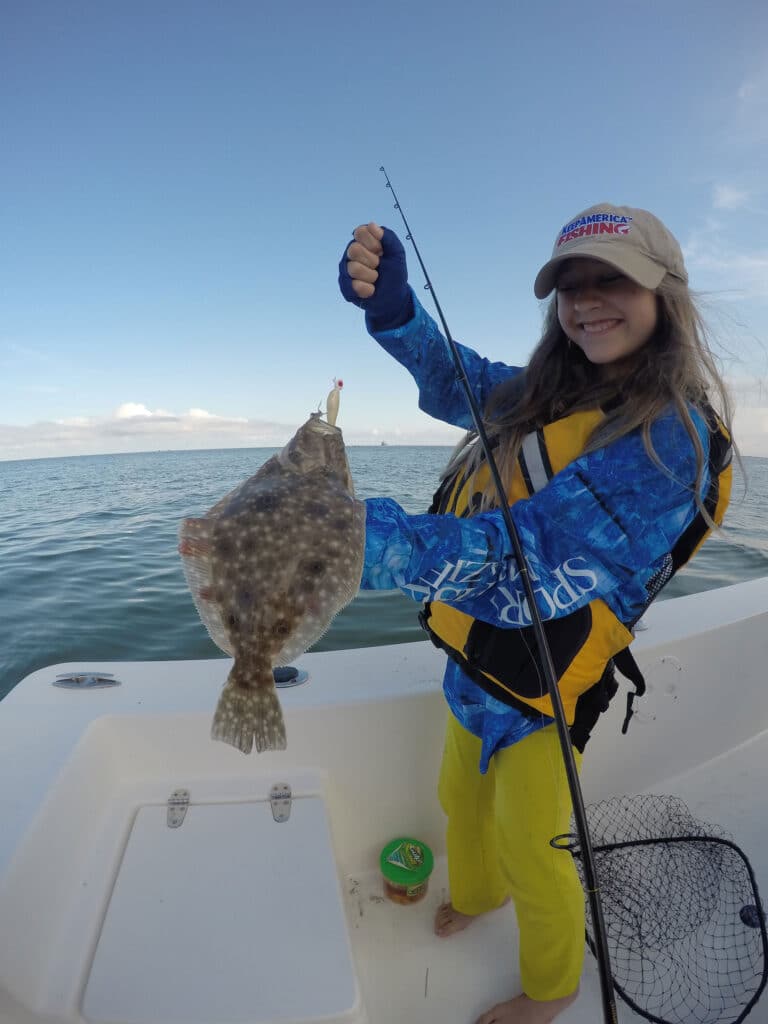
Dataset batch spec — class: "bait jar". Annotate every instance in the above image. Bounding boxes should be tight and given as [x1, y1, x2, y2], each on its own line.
[380, 838, 434, 905]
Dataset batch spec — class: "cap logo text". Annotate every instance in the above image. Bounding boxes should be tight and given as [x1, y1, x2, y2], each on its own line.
[556, 213, 633, 248]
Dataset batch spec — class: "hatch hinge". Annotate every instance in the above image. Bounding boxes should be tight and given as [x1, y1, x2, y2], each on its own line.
[270, 783, 292, 822]
[167, 789, 190, 828]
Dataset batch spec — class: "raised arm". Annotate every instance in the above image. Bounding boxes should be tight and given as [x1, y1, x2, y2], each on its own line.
[339, 222, 521, 429]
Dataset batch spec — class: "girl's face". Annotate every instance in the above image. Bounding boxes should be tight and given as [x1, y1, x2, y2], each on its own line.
[556, 258, 658, 369]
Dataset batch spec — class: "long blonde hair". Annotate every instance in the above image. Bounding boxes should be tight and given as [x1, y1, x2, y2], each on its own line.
[442, 274, 734, 523]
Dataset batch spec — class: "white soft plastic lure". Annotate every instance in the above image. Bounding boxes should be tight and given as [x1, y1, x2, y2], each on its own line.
[326, 378, 343, 427]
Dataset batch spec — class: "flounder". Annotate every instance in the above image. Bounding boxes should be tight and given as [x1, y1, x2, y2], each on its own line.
[178, 381, 365, 754]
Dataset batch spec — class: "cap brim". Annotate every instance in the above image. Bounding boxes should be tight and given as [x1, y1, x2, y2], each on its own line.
[533, 246, 667, 299]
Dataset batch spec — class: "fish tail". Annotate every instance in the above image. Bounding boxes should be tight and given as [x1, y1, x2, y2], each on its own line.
[211, 666, 287, 755]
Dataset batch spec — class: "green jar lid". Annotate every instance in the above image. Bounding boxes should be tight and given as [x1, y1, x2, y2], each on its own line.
[380, 838, 434, 886]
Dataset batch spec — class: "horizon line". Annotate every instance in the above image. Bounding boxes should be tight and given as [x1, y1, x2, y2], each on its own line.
[0, 442, 459, 466]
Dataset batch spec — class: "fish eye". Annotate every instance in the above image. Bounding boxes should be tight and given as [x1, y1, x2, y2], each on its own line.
[304, 501, 330, 517]
[252, 494, 278, 512]
[272, 619, 291, 636]
[302, 558, 326, 577]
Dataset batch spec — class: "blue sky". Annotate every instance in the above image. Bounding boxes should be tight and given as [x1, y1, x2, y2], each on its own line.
[3, 0, 768, 460]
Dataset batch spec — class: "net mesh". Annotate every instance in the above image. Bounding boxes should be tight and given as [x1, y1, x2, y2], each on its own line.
[571, 794, 767, 1024]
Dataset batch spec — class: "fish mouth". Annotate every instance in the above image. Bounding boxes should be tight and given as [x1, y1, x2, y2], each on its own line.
[308, 412, 343, 435]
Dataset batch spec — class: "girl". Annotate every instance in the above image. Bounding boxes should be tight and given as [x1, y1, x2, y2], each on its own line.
[339, 204, 733, 1024]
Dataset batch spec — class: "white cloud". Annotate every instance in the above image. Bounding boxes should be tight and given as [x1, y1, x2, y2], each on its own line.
[690, 248, 768, 302]
[187, 407, 247, 422]
[709, 60, 768, 196]
[55, 416, 92, 427]
[115, 402, 151, 419]
[719, 376, 768, 457]
[732, 404, 768, 457]
[103, 405, 273, 439]
[0, 404, 289, 461]
[0, 340, 51, 364]
[2, 389, 765, 459]
[712, 185, 750, 210]
[114, 402, 176, 419]
[112, 403, 248, 425]
[732, 62, 768, 147]
[0, 403, 463, 461]
[738, 65, 768, 105]
[684, 223, 768, 302]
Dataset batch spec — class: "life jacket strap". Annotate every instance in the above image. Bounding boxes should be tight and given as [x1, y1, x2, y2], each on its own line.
[613, 647, 647, 735]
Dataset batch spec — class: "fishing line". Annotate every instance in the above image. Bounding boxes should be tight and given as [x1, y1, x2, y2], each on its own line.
[379, 165, 618, 1024]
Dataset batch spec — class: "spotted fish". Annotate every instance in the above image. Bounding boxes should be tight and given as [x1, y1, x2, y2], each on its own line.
[178, 381, 365, 754]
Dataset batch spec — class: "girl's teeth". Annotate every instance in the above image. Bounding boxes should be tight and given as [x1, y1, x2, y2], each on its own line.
[583, 320, 620, 334]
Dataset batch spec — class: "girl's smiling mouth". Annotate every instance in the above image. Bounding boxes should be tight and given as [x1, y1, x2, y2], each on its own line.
[580, 318, 623, 334]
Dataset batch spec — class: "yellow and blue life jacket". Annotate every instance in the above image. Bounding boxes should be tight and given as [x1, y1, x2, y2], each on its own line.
[420, 405, 732, 746]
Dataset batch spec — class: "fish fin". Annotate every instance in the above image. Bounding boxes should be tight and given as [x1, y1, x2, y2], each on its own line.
[178, 518, 234, 656]
[211, 666, 287, 755]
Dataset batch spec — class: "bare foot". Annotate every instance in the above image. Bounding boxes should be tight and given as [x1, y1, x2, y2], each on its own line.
[434, 899, 509, 938]
[475, 989, 578, 1023]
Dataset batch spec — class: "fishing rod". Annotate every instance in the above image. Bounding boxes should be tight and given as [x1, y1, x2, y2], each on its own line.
[379, 165, 618, 1024]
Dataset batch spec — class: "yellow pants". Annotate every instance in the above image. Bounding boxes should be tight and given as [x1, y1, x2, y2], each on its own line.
[437, 714, 584, 1001]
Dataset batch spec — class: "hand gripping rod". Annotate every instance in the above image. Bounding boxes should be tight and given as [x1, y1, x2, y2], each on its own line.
[379, 165, 618, 1024]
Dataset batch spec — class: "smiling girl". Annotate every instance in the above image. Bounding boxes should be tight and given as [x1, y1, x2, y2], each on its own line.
[338, 203, 734, 1024]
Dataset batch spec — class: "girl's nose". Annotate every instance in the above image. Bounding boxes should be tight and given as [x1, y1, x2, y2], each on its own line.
[573, 285, 602, 308]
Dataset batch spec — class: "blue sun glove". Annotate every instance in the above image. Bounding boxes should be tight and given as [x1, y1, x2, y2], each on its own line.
[338, 226, 414, 331]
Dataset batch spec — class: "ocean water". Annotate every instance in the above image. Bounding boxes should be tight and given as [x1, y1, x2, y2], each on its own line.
[0, 447, 765, 701]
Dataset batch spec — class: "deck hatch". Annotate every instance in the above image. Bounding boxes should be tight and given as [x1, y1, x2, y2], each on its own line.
[82, 794, 361, 1024]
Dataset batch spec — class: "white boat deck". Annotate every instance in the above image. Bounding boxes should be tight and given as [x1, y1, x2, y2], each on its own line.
[343, 728, 768, 1024]
[1, 578, 767, 1024]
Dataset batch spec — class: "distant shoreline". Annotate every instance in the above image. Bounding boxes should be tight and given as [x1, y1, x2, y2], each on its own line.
[0, 444, 460, 466]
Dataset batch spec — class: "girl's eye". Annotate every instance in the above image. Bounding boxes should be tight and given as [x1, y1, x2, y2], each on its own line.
[557, 274, 624, 293]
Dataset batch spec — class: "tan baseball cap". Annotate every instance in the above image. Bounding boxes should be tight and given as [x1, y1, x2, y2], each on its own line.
[533, 203, 688, 299]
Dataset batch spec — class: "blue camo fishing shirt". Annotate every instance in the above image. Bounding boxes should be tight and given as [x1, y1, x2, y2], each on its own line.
[359, 292, 712, 772]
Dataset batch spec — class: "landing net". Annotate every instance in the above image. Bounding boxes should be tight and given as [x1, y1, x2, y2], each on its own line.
[569, 794, 767, 1024]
